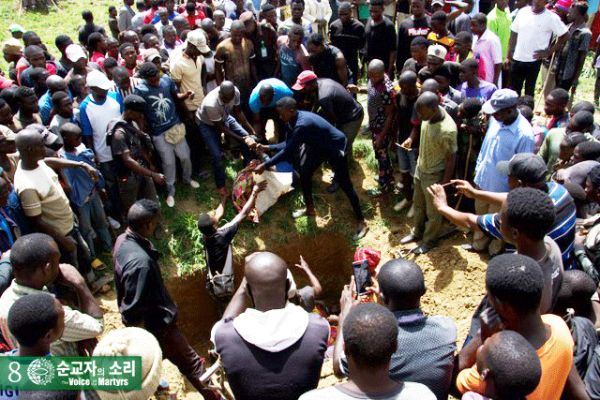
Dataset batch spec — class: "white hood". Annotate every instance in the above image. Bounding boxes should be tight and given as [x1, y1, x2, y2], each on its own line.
[232, 303, 309, 352]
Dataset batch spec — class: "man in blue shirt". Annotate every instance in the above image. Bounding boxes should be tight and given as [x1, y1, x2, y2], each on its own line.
[135, 62, 198, 208]
[472, 88, 534, 252]
[249, 78, 293, 142]
[254, 97, 367, 240]
[38, 75, 67, 125]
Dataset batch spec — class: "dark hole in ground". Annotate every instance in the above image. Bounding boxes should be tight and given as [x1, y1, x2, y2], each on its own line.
[166, 232, 354, 354]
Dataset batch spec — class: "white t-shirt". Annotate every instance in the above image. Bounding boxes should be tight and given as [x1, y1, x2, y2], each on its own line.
[299, 382, 437, 400]
[79, 92, 121, 163]
[511, 6, 567, 62]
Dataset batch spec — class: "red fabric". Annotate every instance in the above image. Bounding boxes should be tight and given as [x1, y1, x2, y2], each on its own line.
[353, 247, 381, 274]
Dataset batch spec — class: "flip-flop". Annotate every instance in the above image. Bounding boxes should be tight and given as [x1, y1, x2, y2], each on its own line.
[91, 258, 107, 271]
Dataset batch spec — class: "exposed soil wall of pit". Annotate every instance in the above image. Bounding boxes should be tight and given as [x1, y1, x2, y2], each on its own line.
[166, 232, 355, 352]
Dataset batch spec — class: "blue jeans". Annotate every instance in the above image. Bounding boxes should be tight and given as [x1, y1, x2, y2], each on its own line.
[199, 115, 254, 189]
[78, 191, 112, 258]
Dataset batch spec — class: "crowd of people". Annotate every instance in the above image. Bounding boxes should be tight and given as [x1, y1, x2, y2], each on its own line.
[1, 0, 600, 398]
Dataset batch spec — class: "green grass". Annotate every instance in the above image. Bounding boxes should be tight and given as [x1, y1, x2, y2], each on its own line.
[0, 0, 115, 72]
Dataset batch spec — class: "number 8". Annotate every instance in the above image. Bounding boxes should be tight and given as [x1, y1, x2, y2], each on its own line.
[8, 361, 21, 383]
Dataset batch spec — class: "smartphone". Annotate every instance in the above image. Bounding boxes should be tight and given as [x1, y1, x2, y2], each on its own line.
[352, 260, 372, 296]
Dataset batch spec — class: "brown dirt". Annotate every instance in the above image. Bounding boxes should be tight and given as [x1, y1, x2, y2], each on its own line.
[96, 153, 489, 399]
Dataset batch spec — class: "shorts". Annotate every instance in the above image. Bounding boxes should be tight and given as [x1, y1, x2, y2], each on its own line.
[397, 146, 417, 175]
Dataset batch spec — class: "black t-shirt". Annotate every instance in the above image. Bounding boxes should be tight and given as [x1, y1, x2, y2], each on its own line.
[396, 16, 430, 68]
[204, 222, 239, 274]
[214, 313, 330, 400]
[396, 92, 418, 142]
[109, 120, 154, 178]
[364, 17, 397, 69]
[310, 45, 346, 84]
[317, 78, 363, 125]
[78, 23, 106, 46]
[329, 18, 366, 78]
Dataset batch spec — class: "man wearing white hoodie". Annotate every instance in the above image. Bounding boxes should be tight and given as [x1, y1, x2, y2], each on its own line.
[211, 251, 330, 400]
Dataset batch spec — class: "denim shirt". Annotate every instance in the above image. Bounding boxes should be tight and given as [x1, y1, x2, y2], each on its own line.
[474, 112, 535, 192]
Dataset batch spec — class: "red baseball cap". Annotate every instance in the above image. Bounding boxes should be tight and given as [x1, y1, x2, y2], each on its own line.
[292, 70, 318, 90]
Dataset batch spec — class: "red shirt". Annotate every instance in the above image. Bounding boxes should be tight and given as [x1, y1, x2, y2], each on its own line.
[184, 11, 206, 28]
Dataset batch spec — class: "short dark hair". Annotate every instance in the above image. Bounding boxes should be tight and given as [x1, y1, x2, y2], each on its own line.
[8, 293, 59, 347]
[378, 259, 425, 304]
[119, 42, 135, 55]
[575, 140, 600, 161]
[138, 62, 160, 79]
[276, 96, 297, 110]
[573, 1, 588, 16]
[455, 31, 473, 44]
[127, 199, 160, 231]
[486, 330, 542, 398]
[54, 35, 72, 51]
[307, 32, 325, 46]
[461, 58, 479, 72]
[22, 31, 40, 45]
[563, 132, 588, 148]
[343, 303, 398, 368]
[564, 269, 597, 303]
[486, 253, 544, 312]
[571, 111, 595, 132]
[51, 90, 69, 106]
[431, 10, 447, 23]
[10, 233, 58, 274]
[197, 213, 215, 235]
[15, 86, 36, 101]
[506, 187, 555, 240]
[109, 5, 117, 12]
[518, 95, 535, 109]
[82, 10, 93, 20]
[589, 165, 600, 189]
[572, 101, 595, 114]
[460, 98, 482, 119]
[289, 24, 304, 37]
[517, 104, 533, 121]
[140, 24, 158, 37]
[472, 12, 487, 25]
[87, 32, 104, 52]
[548, 87, 569, 105]
[370, 0, 384, 6]
[103, 57, 118, 69]
[410, 36, 430, 48]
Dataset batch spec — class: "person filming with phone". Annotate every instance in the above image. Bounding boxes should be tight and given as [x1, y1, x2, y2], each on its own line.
[333, 258, 457, 400]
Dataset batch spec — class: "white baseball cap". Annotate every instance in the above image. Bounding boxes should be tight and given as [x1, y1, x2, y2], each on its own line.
[427, 44, 447, 61]
[86, 70, 113, 91]
[65, 44, 87, 62]
[186, 30, 210, 53]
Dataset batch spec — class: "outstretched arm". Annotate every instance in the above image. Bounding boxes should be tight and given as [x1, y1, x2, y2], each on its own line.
[295, 256, 323, 298]
[427, 184, 481, 231]
[226, 181, 267, 226]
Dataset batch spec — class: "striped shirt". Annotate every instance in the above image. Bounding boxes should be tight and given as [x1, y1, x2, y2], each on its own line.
[477, 182, 576, 267]
[110, 77, 142, 107]
[0, 280, 103, 356]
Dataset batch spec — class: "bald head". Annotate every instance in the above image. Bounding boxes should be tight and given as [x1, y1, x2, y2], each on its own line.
[259, 83, 273, 97]
[213, 9, 225, 17]
[46, 76, 67, 93]
[201, 18, 215, 31]
[368, 59, 385, 74]
[245, 252, 288, 311]
[339, 1, 352, 12]
[399, 70, 417, 86]
[416, 91, 440, 110]
[231, 20, 245, 32]
[420, 78, 439, 94]
[378, 259, 425, 309]
[15, 128, 43, 154]
[219, 80, 236, 99]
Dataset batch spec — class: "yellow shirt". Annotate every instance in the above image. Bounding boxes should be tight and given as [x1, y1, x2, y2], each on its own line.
[457, 314, 574, 400]
[416, 108, 457, 176]
[169, 50, 205, 111]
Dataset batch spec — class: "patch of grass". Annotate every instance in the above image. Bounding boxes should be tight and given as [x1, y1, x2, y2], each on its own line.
[167, 212, 206, 276]
[0, 0, 114, 71]
[352, 137, 378, 173]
